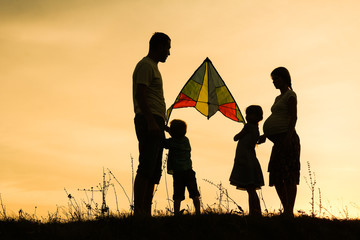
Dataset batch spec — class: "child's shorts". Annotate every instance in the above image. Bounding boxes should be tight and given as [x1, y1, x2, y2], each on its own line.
[173, 169, 200, 201]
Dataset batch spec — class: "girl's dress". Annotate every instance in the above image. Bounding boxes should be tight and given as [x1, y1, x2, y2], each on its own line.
[229, 123, 264, 190]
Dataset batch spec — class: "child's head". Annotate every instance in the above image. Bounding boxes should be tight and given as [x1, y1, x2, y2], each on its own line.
[245, 105, 263, 123]
[169, 119, 187, 139]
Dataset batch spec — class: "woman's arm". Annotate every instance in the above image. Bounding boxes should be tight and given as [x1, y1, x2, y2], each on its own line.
[286, 96, 297, 141]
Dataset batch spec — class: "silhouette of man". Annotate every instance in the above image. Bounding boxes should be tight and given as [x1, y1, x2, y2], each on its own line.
[132, 32, 171, 216]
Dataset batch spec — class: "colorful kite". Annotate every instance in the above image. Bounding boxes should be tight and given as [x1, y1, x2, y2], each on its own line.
[166, 57, 245, 124]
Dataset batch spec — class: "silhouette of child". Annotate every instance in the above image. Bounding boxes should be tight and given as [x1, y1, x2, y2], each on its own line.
[229, 105, 264, 216]
[164, 119, 200, 215]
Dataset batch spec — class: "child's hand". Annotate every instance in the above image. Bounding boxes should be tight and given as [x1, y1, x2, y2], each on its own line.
[257, 135, 266, 144]
[234, 133, 241, 141]
[234, 127, 247, 141]
[165, 126, 170, 133]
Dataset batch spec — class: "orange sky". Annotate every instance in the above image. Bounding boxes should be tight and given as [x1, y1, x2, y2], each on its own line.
[1, 0, 360, 218]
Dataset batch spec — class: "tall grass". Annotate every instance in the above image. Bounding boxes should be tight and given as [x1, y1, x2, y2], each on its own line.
[301, 161, 340, 219]
[0, 193, 7, 220]
[0, 159, 358, 223]
[304, 161, 317, 217]
[202, 179, 244, 215]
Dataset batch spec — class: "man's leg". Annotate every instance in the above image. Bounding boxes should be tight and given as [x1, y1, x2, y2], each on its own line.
[133, 174, 149, 216]
[134, 114, 164, 217]
[144, 183, 155, 216]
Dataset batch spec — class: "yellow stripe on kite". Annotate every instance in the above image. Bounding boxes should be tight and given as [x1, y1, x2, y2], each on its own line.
[195, 62, 209, 116]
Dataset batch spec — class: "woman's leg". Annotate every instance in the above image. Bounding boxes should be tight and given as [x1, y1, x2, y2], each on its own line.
[192, 196, 201, 215]
[275, 183, 286, 212]
[275, 182, 296, 217]
[285, 182, 297, 216]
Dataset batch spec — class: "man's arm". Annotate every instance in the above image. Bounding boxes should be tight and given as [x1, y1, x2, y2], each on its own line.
[135, 84, 160, 135]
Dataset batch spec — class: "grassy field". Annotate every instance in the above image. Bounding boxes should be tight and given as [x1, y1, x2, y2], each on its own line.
[0, 163, 357, 239]
[1, 213, 360, 240]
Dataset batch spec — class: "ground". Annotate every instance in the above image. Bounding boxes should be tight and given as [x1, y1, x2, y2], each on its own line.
[1, 213, 360, 240]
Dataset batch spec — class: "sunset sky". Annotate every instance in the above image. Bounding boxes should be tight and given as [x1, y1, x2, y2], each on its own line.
[1, 0, 360, 218]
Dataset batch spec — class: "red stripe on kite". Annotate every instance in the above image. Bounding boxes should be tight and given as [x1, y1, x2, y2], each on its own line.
[173, 93, 197, 108]
[219, 102, 238, 121]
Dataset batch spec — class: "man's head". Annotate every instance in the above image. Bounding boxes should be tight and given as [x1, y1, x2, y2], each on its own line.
[149, 32, 171, 63]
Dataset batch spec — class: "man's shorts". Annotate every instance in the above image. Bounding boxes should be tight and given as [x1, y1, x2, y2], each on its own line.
[134, 114, 165, 184]
[173, 169, 200, 201]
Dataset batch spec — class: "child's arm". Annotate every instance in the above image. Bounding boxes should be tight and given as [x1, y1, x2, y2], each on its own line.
[233, 126, 247, 141]
[165, 125, 170, 133]
[257, 135, 266, 144]
[163, 138, 170, 149]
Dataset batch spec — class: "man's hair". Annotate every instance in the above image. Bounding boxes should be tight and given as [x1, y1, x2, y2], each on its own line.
[149, 32, 170, 50]
[169, 119, 187, 138]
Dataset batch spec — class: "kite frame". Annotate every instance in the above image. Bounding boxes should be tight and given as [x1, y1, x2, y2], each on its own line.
[167, 57, 245, 125]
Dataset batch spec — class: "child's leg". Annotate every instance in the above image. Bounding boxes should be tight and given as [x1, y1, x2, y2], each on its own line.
[186, 170, 201, 215]
[246, 187, 261, 216]
[192, 196, 201, 215]
[174, 200, 182, 215]
[173, 172, 186, 215]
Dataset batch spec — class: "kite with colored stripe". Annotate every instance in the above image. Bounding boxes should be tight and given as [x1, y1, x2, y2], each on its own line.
[166, 57, 245, 124]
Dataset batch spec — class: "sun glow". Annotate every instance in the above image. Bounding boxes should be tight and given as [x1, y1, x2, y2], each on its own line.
[1, 0, 360, 219]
